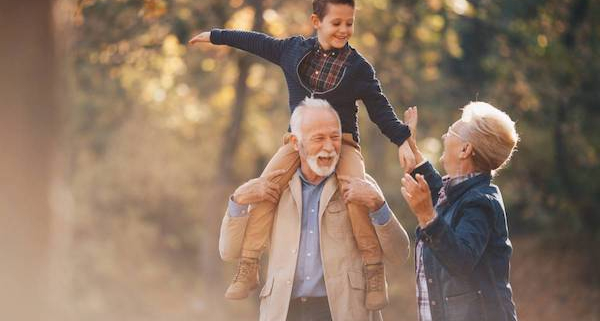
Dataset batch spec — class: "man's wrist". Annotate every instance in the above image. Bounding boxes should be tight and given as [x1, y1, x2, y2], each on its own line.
[369, 202, 391, 226]
[228, 196, 249, 217]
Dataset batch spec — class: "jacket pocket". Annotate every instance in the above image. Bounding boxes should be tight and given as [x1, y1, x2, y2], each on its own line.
[347, 271, 369, 320]
[347, 271, 365, 290]
[259, 276, 274, 298]
[444, 290, 486, 321]
[324, 201, 351, 241]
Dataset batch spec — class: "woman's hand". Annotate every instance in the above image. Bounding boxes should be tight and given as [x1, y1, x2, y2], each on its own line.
[188, 31, 211, 45]
[401, 173, 436, 228]
[403, 106, 425, 165]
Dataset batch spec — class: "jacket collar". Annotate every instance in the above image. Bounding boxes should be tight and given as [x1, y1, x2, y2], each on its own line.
[442, 172, 492, 206]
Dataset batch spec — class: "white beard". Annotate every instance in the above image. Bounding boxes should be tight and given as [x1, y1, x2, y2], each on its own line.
[306, 150, 339, 177]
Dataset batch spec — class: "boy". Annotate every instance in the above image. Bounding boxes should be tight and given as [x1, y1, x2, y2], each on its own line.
[189, 0, 414, 311]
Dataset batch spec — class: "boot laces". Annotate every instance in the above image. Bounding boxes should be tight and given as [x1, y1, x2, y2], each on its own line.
[234, 258, 256, 282]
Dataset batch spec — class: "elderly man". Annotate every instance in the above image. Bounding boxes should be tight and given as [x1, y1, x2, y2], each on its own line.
[219, 98, 410, 321]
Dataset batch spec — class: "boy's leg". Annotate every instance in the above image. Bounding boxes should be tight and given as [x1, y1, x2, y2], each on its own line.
[336, 134, 388, 310]
[225, 133, 299, 300]
[241, 133, 300, 258]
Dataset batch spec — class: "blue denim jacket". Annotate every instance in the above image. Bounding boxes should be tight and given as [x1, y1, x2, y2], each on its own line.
[209, 29, 410, 146]
[412, 162, 518, 321]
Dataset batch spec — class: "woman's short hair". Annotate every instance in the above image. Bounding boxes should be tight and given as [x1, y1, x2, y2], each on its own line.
[459, 102, 519, 173]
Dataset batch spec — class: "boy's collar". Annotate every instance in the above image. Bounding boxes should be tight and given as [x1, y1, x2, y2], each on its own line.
[313, 40, 349, 55]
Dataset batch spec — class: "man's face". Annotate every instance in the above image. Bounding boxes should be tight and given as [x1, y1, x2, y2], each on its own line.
[311, 3, 355, 50]
[295, 109, 342, 178]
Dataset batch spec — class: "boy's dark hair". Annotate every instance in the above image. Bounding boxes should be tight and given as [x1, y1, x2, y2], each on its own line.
[313, 0, 355, 20]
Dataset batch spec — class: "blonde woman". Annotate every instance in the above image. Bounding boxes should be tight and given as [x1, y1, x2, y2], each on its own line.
[401, 103, 519, 321]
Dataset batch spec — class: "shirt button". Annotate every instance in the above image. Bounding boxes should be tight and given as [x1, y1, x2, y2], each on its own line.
[428, 278, 433, 284]
[309, 230, 314, 234]
[307, 253, 312, 257]
[311, 209, 315, 212]
[306, 276, 311, 280]
[431, 300, 436, 306]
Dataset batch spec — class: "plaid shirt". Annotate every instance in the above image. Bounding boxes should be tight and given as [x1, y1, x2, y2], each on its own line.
[299, 43, 351, 93]
[436, 172, 482, 207]
[416, 240, 433, 321]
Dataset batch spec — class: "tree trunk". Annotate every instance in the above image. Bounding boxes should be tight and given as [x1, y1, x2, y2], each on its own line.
[0, 0, 59, 320]
[199, 0, 266, 309]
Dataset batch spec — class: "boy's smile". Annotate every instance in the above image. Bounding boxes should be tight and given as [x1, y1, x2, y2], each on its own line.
[311, 3, 355, 50]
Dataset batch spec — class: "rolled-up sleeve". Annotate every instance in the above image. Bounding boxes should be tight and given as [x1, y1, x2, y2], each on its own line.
[369, 202, 392, 226]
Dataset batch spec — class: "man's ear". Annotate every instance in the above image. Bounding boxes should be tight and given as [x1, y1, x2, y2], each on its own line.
[310, 14, 321, 29]
[290, 134, 300, 152]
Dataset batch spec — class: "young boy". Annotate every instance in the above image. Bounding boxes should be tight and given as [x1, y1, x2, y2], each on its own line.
[189, 0, 415, 311]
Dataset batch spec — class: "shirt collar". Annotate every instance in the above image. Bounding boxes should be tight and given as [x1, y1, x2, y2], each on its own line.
[442, 172, 482, 188]
[297, 168, 331, 187]
[314, 42, 349, 56]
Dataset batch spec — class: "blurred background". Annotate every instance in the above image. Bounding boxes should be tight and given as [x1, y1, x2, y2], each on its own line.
[1, 0, 599, 320]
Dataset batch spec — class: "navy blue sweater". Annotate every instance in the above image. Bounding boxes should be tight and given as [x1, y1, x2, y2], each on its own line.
[210, 29, 410, 146]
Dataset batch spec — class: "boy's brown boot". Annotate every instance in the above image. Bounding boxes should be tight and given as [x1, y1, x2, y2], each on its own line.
[364, 262, 389, 310]
[224, 257, 260, 300]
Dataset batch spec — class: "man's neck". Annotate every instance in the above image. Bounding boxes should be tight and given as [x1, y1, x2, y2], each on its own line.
[299, 163, 326, 185]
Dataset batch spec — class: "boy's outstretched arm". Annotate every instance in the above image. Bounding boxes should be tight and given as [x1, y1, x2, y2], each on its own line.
[188, 29, 293, 66]
[188, 31, 210, 44]
[358, 63, 416, 171]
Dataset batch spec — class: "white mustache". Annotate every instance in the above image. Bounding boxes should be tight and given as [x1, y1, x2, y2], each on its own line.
[315, 150, 337, 158]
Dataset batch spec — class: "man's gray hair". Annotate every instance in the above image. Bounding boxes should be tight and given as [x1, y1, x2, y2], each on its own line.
[290, 97, 341, 140]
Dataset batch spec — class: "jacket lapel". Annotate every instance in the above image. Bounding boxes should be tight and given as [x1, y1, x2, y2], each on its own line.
[318, 175, 339, 221]
[288, 172, 303, 217]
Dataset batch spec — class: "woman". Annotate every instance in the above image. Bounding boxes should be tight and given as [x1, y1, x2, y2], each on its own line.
[401, 102, 519, 321]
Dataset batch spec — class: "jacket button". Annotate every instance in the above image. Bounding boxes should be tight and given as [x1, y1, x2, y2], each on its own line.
[292, 249, 297, 254]
[287, 280, 291, 285]
[431, 300, 436, 306]
[428, 278, 433, 284]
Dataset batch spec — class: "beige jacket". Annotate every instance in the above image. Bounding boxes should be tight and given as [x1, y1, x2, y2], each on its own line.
[219, 173, 410, 321]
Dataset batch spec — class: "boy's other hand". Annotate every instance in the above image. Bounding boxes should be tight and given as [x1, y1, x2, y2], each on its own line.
[188, 31, 211, 45]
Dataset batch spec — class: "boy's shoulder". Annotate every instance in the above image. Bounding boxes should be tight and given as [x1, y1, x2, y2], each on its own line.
[348, 46, 372, 67]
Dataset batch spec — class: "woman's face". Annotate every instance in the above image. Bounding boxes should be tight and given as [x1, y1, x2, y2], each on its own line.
[440, 120, 469, 177]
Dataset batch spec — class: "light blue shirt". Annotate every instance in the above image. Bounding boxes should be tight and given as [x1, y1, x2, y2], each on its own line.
[227, 170, 392, 298]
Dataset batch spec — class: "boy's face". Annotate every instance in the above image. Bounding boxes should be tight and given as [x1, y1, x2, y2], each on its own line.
[311, 3, 355, 50]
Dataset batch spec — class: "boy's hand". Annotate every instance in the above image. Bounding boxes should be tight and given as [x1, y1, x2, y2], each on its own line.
[398, 141, 416, 173]
[188, 31, 211, 45]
